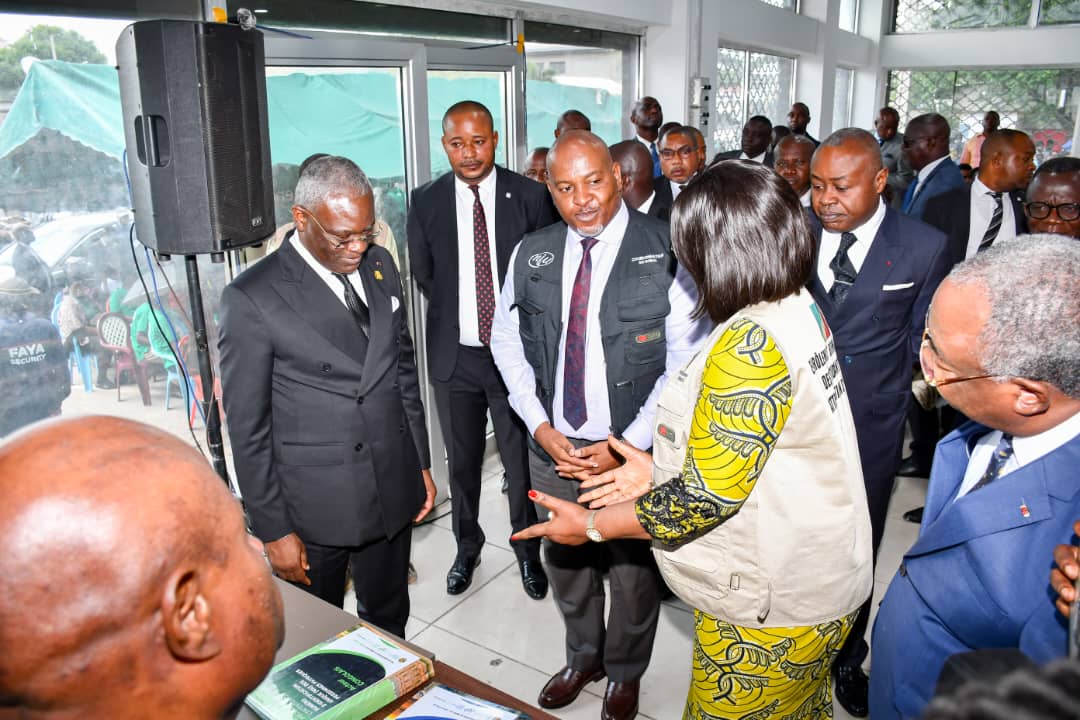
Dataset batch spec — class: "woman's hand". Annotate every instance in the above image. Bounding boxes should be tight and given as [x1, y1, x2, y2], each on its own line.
[577, 435, 654, 508]
[511, 490, 590, 545]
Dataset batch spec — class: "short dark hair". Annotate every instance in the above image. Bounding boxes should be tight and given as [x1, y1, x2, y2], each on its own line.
[923, 657, 1080, 720]
[299, 153, 329, 176]
[878, 106, 900, 123]
[672, 161, 814, 323]
[442, 100, 494, 133]
[659, 124, 696, 147]
[1035, 156, 1080, 178]
[557, 109, 591, 132]
[958, 163, 974, 172]
[747, 115, 772, 129]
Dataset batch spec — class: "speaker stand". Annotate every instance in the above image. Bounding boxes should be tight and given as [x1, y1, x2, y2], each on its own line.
[184, 255, 230, 485]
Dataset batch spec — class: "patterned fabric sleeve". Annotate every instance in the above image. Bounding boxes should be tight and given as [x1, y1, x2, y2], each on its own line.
[635, 318, 793, 545]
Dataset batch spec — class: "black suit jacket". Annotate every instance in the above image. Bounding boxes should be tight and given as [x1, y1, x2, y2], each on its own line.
[709, 149, 775, 168]
[219, 241, 430, 547]
[407, 165, 558, 382]
[652, 175, 674, 212]
[808, 208, 951, 499]
[922, 185, 1028, 266]
[644, 187, 672, 221]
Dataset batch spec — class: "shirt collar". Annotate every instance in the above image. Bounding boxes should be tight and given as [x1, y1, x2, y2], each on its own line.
[454, 167, 498, 197]
[740, 150, 767, 163]
[824, 197, 886, 244]
[918, 155, 949, 183]
[291, 232, 358, 283]
[568, 200, 629, 247]
[1013, 409, 1080, 468]
[800, 188, 812, 207]
[638, 190, 656, 214]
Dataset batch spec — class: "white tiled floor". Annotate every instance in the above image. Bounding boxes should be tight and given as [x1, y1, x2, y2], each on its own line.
[388, 462, 929, 720]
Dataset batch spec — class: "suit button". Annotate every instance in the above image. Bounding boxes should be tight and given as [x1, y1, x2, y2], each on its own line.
[321, 363, 332, 372]
[399, 424, 406, 433]
[356, 395, 364, 405]
[392, 381, 400, 389]
[871, 315, 879, 323]
[898, 563, 907, 577]
[843, 355, 853, 364]
[354, 442, 364, 451]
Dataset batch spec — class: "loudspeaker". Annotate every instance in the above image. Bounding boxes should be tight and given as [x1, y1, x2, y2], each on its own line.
[117, 20, 275, 256]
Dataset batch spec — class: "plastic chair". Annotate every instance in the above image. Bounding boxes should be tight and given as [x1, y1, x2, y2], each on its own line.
[164, 335, 197, 414]
[51, 295, 96, 393]
[97, 312, 152, 406]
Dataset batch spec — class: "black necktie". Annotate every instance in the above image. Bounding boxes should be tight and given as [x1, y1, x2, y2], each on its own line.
[333, 273, 370, 338]
[970, 433, 1014, 492]
[979, 191, 1003, 252]
[829, 232, 859, 307]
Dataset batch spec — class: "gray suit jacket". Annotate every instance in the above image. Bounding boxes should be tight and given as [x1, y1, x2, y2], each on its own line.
[219, 240, 430, 547]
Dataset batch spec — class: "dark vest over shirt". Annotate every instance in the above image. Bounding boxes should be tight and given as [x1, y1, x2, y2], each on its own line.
[511, 213, 675, 436]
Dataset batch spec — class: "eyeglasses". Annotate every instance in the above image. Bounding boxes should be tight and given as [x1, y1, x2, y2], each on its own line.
[1024, 201, 1080, 222]
[919, 326, 1001, 388]
[659, 145, 698, 160]
[297, 207, 380, 250]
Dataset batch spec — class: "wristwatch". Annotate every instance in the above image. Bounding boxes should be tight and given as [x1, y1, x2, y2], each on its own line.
[585, 510, 604, 543]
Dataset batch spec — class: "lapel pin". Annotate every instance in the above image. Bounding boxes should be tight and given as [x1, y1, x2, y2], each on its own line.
[374, 270, 384, 281]
[1020, 497, 1030, 518]
[886, 260, 892, 267]
[505, 192, 512, 198]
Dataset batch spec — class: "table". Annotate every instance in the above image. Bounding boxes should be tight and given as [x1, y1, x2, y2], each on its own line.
[237, 580, 558, 720]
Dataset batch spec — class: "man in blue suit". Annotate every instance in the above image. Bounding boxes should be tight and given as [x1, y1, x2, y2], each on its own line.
[808, 128, 952, 716]
[901, 113, 966, 220]
[871, 234, 1080, 718]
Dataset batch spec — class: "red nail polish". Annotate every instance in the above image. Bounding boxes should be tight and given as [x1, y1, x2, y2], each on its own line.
[528, 489, 538, 500]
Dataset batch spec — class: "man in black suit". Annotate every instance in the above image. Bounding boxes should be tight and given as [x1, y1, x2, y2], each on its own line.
[609, 140, 670, 220]
[219, 156, 435, 638]
[629, 96, 664, 177]
[808, 129, 951, 717]
[788, 102, 820, 146]
[555, 109, 591, 138]
[774, 134, 815, 209]
[710, 115, 774, 167]
[652, 125, 699, 213]
[408, 100, 558, 600]
[491, 130, 705, 720]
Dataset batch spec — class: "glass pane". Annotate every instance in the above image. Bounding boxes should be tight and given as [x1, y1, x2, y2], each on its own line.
[886, 68, 1078, 165]
[757, 0, 798, 10]
[428, 70, 508, 178]
[233, 0, 508, 44]
[713, 47, 748, 153]
[748, 52, 796, 128]
[840, 0, 860, 31]
[1040, 0, 1080, 23]
[892, 0, 1031, 32]
[833, 67, 854, 128]
[263, 66, 409, 286]
[524, 43, 625, 149]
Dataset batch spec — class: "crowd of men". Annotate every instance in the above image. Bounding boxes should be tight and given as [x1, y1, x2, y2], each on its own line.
[1, 93, 1078, 720]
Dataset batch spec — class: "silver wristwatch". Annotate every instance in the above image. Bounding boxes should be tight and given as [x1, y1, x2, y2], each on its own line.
[585, 510, 604, 542]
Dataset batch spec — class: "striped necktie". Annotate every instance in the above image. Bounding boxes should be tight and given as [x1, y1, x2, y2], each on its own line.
[828, 232, 859, 307]
[979, 191, 1003, 252]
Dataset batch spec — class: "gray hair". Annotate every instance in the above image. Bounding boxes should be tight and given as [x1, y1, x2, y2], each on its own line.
[293, 156, 372, 210]
[949, 234, 1080, 398]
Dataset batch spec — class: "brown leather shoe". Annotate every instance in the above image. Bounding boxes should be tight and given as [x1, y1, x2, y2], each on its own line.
[601, 680, 639, 720]
[537, 665, 605, 709]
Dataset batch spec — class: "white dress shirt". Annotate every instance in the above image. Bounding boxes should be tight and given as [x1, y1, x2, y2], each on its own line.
[455, 171, 499, 346]
[739, 150, 768, 164]
[670, 179, 684, 202]
[490, 201, 709, 448]
[638, 190, 657, 215]
[817, 198, 887, 291]
[965, 176, 1017, 259]
[910, 155, 949, 205]
[291, 234, 367, 306]
[800, 189, 812, 208]
[956, 411, 1080, 500]
[635, 134, 658, 154]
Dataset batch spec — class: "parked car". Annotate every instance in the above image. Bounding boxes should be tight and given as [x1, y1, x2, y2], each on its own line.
[0, 212, 132, 291]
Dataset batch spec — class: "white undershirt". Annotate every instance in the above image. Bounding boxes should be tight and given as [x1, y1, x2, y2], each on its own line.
[454, 170, 499, 347]
[638, 190, 656, 214]
[956, 411, 1080, 499]
[817, 198, 887, 291]
[800, 189, 812, 208]
[291, 234, 367, 307]
[910, 155, 949, 203]
[739, 150, 767, 164]
[965, 176, 1018, 260]
[670, 179, 684, 202]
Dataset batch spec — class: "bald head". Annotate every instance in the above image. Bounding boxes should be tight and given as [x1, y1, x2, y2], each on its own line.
[979, 129, 1036, 192]
[819, 127, 884, 172]
[610, 140, 655, 210]
[547, 130, 623, 237]
[903, 113, 952, 171]
[555, 109, 591, 138]
[0, 417, 283, 719]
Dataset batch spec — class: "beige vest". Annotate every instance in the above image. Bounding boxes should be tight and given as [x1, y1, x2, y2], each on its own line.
[651, 291, 872, 627]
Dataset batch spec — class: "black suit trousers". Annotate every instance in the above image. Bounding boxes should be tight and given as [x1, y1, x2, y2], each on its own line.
[431, 345, 539, 563]
[300, 526, 412, 638]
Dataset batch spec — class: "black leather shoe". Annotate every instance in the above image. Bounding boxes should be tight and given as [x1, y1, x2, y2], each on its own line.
[602, 680, 639, 720]
[897, 456, 930, 478]
[519, 559, 548, 600]
[833, 664, 869, 717]
[903, 506, 925, 523]
[537, 665, 605, 709]
[446, 555, 480, 596]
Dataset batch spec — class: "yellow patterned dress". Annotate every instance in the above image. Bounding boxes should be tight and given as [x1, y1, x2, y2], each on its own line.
[635, 319, 857, 720]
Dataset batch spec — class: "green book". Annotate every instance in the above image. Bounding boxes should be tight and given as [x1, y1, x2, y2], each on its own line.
[245, 622, 435, 720]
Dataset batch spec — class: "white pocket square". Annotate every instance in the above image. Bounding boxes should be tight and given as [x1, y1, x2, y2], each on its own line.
[883, 282, 914, 291]
[392, 296, 401, 312]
